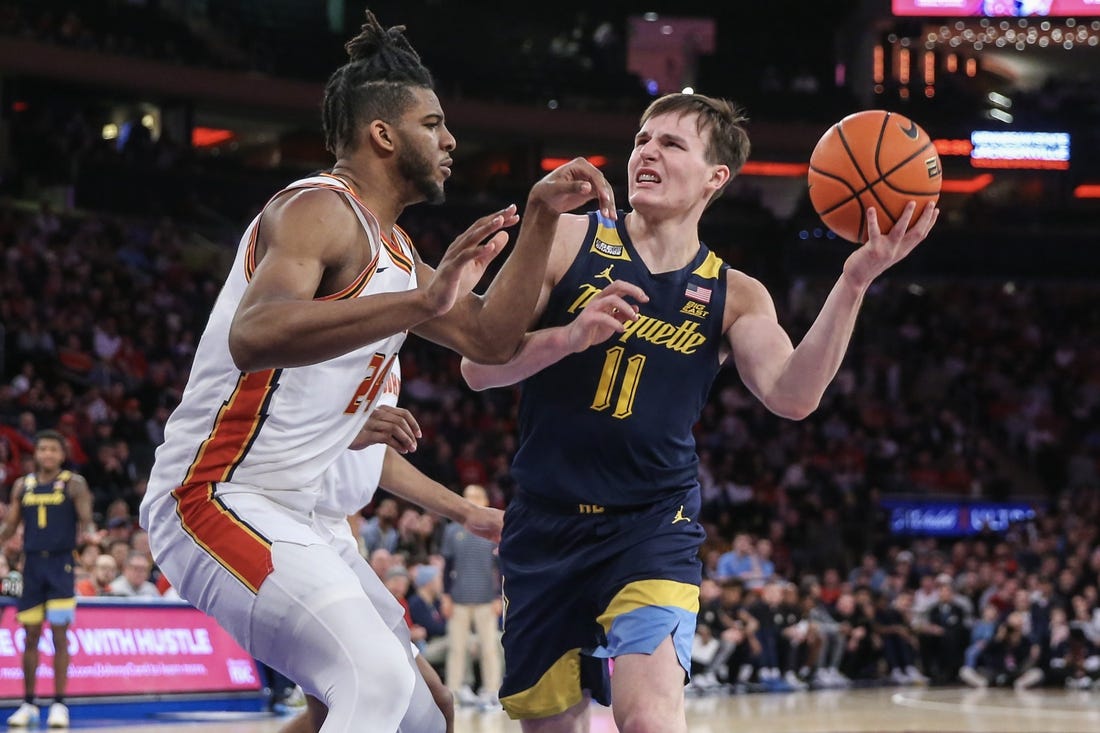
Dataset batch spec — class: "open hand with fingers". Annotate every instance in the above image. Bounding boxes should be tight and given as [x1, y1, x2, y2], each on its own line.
[528, 157, 618, 220]
[422, 204, 521, 317]
[566, 280, 649, 353]
[349, 405, 422, 453]
[844, 201, 939, 290]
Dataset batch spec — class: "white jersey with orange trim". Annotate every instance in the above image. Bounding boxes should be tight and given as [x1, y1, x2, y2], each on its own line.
[318, 361, 401, 517]
[140, 174, 419, 527]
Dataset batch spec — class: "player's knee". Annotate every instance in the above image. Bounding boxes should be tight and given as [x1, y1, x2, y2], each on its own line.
[317, 604, 414, 707]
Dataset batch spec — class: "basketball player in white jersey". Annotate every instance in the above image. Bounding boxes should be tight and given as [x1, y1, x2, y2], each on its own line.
[138, 9, 614, 733]
[280, 361, 503, 733]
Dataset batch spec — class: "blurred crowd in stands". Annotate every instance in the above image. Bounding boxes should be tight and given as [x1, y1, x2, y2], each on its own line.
[0, 0, 852, 116]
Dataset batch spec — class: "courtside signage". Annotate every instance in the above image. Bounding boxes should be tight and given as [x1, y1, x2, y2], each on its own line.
[0, 602, 261, 698]
[883, 500, 1037, 536]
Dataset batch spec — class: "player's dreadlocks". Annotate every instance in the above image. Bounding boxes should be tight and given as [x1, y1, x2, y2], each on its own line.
[321, 9, 434, 156]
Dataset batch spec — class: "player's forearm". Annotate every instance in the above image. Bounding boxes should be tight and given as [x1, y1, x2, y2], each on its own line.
[463, 203, 561, 363]
[229, 290, 436, 372]
[378, 448, 472, 525]
[766, 273, 866, 418]
[460, 327, 571, 391]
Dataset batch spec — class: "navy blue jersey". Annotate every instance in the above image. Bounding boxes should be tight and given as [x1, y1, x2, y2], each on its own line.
[21, 470, 78, 553]
[511, 211, 728, 507]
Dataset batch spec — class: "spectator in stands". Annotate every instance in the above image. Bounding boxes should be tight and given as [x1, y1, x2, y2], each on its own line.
[873, 590, 927, 685]
[749, 581, 798, 690]
[441, 484, 502, 708]
[108, 550, 159, 597]
[834, 592, 875, 680]
[1045, 608, 1097, 689]
[106, 538, 133, 576]
[712, 579, 759, 687]
[369, 548, 395, 580]
[408, 564, 448, 671]
[76, 554, 118, 597]
[961, 611, 1043, 689]
[384, 564, 414, 628]
[917, 574, 969, 684]
[395, 508, 433, 566]
[715, 533, 754, 581]
[802, 576, 850, 688]
[73, 540, 100, 586]
[361, 497, 400, 555]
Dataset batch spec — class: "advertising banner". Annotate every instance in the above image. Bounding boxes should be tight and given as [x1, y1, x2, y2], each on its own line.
[0, 602, 261, 698]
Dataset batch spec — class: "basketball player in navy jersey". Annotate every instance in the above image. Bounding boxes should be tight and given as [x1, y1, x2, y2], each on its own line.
[0, 431, 97, 729]
[462, 93, 938, 732]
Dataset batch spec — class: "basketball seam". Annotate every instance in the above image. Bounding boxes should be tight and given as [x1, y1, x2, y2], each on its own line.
[808, 165, 862, 216]
[838, 125, 892, 241]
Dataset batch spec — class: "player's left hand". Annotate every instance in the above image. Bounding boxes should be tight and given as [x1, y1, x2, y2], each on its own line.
[349, 405, 421, 453]
[566, 280, 648, 353]
[464, 505, 504, 543]
[844, 201, 938, 289]
[527, 157, 617, 220]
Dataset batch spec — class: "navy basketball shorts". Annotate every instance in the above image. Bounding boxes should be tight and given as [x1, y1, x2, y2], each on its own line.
[498, 488, 704, 720]
[17, 551, 76, 626]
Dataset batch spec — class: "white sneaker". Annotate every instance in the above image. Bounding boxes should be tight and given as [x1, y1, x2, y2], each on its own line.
[1013, 668, 1043, 691]
[46, 702, 68, 728]
[455, 685, 481, 707]
[959, 666, 988, 688]
[784, 670, 807, 690]
[7, 703, 39, 728]
[477, 690, 503, 712]
[889, 668, 909, 685]
[830, 668, 852, 687]
[905, 665, 929, 684]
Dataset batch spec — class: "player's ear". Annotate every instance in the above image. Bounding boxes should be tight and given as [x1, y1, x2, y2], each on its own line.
[367, 120, 395, 152]
[707, 164, 730, 192]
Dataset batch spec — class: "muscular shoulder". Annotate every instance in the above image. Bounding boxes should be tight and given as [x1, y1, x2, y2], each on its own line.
[722, 268, 778, 333]
[257, 187, 360, 267]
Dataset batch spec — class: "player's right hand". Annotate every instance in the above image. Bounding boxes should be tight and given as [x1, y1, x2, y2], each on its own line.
[421, 204, 520, 316]
[527, 157, 617, 220]
[464, 505, 504, 543]
[350, 405, 421, 453]
[565, 280, 648, 353]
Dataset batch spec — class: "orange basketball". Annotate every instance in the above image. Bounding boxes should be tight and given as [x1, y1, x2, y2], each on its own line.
[807, 110, 941, 244]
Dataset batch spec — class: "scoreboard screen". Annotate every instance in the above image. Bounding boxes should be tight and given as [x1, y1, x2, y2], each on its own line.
[893, 0, 1100, 15]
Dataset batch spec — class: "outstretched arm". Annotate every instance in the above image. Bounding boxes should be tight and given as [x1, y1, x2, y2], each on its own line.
[413, 158, 618, 364]
[460, 279, 648, 390]
[729, 202, 937, 420]
[379, 448, 503, 543]
[229, 188, 517, 372]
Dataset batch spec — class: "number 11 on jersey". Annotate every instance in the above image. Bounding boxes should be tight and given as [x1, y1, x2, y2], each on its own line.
[590, 346, 646, 419]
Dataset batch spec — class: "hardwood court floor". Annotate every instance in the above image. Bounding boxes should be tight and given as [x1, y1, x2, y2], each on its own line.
[53, 686, 1100, 732]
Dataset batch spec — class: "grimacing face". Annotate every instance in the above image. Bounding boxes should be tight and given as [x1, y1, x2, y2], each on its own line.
[627, 111, 726, 215]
